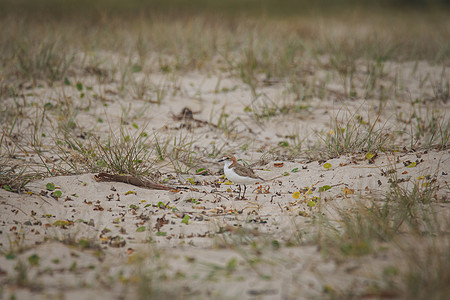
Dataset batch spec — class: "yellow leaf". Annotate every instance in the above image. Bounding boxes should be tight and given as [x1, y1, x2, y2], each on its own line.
[292, 191, 301, 199]
[52, 220, 69, 227]
[125, 191, 137, 195]
[343, 187, 354, 195]
[365, 152, 374, 160]
[323, 163, 332, 169]
[406, 162, 416, 168]
[417, 176, 424, 180]
[127, 254, 138, 263]
[224, 180, 233, 185]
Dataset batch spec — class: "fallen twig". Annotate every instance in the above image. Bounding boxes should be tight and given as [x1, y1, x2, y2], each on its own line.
[94, 173, 173, 190]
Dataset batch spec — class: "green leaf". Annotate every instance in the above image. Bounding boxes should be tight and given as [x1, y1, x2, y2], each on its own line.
[144, 204, 151, 208]
[383, 266, 399, 277]
[319, 185, 331, 192]
[129, 204, 138, 210]
[181, 215, 190, 224]
[78, 239, 91, 249]
[44, 102, 54, 110]
[226, 258, 237, 273]
[187, 178, 195, 184]
[132, 123, 139, 129]
[70, 261, 77, 271]
[157, 202, 165, 208]
[3, 185, 12, 191]
[243, 106, 252, 112]
[307, 200, 316, 207]
[52, 190, 62, 198]
[279, 141, 289, 147]
[28, 254, 40, 266]
[76, 82, 83, 91]
[271, 240, 280, 249]
[283, 171, 290, 176]
[6, 252, 16, 260]
[97, 117, 103, 123]
[64, 77, 71, 85]
[323, 163, 332, 169]
[196, 168, 206, 175]
[156, 231, 167, 236]
[46, 182, 56, 191]
[136, 226, 146, 232]
[291, 168, 299, 173]
[132, 65, 142, 73]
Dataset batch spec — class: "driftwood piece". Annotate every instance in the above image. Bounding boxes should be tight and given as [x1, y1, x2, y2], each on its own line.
[171, 107, 217, 128]
[94, 173, 173, 190]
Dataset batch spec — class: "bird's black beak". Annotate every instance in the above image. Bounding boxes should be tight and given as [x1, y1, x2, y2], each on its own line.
[218, 158, 225, 162]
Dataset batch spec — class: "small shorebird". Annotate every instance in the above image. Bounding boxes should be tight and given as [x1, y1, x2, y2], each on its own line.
[218, 155, 263, 199]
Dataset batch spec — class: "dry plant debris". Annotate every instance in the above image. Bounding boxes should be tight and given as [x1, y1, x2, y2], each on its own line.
[0, 1, 449, 299]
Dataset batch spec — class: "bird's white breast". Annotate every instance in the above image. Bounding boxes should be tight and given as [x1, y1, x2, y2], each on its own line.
[224, 165, 260, 184]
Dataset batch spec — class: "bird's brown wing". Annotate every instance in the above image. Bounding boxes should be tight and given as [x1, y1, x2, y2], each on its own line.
[233, 164, 263, 180]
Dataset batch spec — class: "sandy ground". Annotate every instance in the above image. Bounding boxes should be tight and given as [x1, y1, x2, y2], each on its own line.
[1, 59, 449, 299]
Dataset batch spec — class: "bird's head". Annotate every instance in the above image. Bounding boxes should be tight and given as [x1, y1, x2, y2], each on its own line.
[218, 155, 235, 163]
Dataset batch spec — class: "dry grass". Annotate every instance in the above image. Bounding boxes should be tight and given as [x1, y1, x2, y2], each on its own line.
[0, 2, 448, 299]
[1, 4, 449, 92]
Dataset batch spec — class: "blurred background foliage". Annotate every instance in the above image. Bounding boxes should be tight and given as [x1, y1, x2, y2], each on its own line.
[1, 0, 449, 19]
[0, 0, 448, 85]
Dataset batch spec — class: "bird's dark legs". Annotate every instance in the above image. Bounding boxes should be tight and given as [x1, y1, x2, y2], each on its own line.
[235, 185, 247, 200]
[242, 185, 247, 199]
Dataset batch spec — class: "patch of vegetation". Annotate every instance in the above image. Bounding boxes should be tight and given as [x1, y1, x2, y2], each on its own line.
[54, 127, 157, 176]
[314, 112, 392, 159]
[316, 172, 443, 257]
